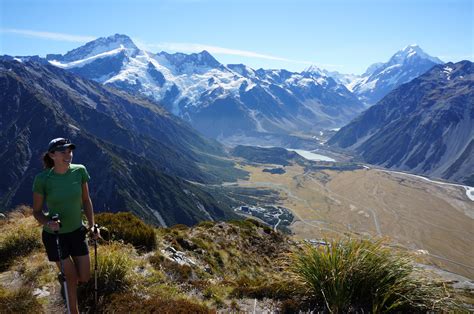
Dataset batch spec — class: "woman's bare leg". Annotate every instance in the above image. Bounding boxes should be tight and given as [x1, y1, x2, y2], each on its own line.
[72, 254, 91, 283]
[56, 258, 79, 314]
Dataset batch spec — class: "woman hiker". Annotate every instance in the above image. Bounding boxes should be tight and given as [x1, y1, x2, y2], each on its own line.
[32, 137, 99, 314]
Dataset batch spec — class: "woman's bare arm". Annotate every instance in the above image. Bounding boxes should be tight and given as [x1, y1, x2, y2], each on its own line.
[81, 182, 95, 228]
[32, 192, 48, 225]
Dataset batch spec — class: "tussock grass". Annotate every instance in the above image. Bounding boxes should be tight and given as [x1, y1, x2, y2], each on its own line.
[0, 220, 41, 272]
[94, 243, 135, 293]
[291, 238, 460, 313]
[17, 251, 55, 286]
[0, 286, 43, 313]
[79, 242, 136, 311]
[96, 212, 156, 251]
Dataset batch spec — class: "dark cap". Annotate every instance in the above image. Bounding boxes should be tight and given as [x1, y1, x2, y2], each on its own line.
[48, 138, 76, 152]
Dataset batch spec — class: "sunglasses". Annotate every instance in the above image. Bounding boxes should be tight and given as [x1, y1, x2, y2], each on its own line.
[55, 139, 71, 146]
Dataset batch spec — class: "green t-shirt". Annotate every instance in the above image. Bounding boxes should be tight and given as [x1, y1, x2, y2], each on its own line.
[33, 164, 90, 234]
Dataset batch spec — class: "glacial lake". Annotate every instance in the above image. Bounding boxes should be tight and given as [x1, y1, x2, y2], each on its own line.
[286, 149, 336, 162]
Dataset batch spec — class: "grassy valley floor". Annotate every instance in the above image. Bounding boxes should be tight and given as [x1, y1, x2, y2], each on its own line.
[234, 162, 474, 279]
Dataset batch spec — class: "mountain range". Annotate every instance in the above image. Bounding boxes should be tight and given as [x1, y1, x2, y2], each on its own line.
[29, 35, 448, 146]
[328, 60, 474, 185]
[0, 58, 246, 225]
[35, 34, 368, 143]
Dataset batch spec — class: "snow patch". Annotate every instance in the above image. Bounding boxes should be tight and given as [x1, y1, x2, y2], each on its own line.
[248, 109, 266, 132]
[196, 201, 214, 221]
[68, 123, 80, 131]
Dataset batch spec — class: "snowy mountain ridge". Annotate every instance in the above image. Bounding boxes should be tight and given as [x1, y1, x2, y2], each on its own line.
[42, 34, 364, 142]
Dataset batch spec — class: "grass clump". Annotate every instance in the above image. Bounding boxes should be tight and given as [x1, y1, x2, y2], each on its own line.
[0, 286, 43, 313]
[291, 238, 459, 313]
[0, 225, 41, 271]
[79, 242, 136, 310]
[96, 212, 156, 251]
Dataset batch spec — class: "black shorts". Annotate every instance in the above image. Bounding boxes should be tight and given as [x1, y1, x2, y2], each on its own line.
[42, 226, 89, 261]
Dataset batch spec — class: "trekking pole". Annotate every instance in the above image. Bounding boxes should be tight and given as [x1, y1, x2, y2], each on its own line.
[93, 224, 99, 307]
[51, 214, 71, 314]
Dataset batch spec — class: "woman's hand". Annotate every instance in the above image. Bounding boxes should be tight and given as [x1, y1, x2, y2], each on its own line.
[89, 225, 100, 240]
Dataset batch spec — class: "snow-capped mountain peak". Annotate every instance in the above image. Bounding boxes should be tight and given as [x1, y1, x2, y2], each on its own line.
[388, 44, 443, 66]
[47, 34, 138, 63]
[303, 64, 325, 76]
[350, 45, 445, 105]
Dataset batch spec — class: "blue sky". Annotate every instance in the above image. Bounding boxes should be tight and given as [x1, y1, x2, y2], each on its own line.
[1, 0, 472, 74]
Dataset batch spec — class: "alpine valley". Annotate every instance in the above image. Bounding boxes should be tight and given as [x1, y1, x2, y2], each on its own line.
[16, 33, 470, 185]
[1, 34, 473, 283]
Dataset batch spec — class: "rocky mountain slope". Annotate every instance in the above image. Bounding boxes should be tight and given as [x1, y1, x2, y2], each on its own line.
[328, 60, 473, 185]
[0, 209, 471, 312]
[0, 59, 245, 225]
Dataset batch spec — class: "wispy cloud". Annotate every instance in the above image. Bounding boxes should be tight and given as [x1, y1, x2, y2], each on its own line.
[1, 28, 96, 43]
[438, 54, 474, 62]
[136, 40, 338, 67]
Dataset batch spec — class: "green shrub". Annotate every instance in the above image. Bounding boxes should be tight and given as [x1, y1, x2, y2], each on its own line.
[228, 219, 258, 230]
[0, 286, 43, 313]
[0, 226, 41, 271]
[291, 238, 459, 313]
[96, 212, 156, 251]
[102, 292, 215, 313]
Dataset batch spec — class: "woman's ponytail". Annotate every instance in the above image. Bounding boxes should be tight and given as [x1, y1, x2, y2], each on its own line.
[42, 152, 54, 169]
